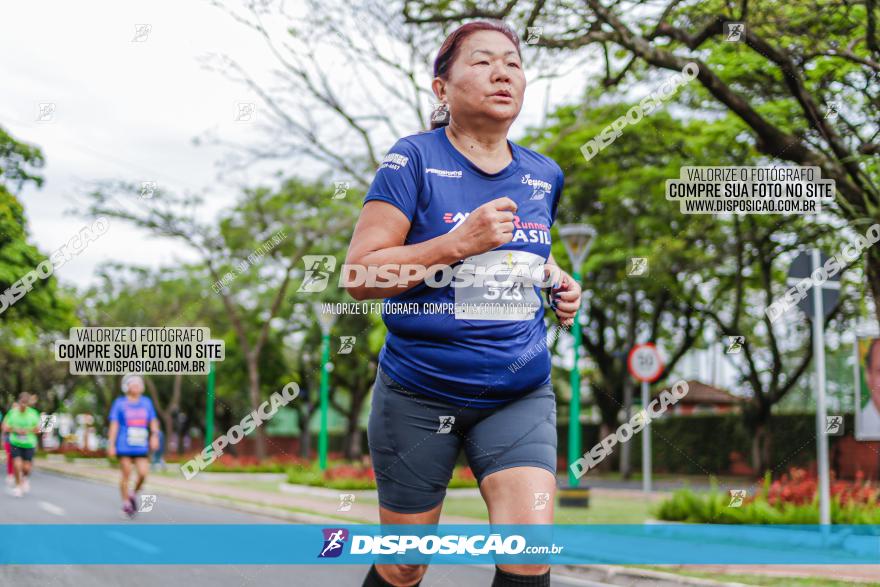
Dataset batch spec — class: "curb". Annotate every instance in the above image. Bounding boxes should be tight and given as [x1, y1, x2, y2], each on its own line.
[277, 482, 482, 499]
[558, 565, 755, 587]
[36, 460, 363, 524]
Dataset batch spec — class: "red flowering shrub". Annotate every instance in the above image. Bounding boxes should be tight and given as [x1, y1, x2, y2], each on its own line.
[324, 463, 376, 482]
[765, 467, 879, 507]
[453, 466, 475, 481]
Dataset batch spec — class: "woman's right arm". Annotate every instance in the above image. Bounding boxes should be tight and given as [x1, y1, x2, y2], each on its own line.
[107, 421, 118, 457]
[344, 197, 518, 301]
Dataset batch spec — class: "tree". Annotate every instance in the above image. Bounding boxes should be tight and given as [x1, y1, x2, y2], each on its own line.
[0, 125, 75, 333]
[402, 0, 880, 320]
[533, 100, 746, 472]
[698, 214, 861, 472]
[0, 126, 77, 417]
[84, 178, 356, 458]
[80, 263, 229, 451]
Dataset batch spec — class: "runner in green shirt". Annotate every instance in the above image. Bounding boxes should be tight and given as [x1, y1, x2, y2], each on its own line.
[2, 392, 41, 497]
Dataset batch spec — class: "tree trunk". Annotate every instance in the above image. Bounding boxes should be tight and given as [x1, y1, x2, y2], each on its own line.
[750, 419, 773, 475]
[620, 378, 633, 479]
[161, 375, 183, 446]
[246, 354, 266, 460]
[592, 380, 622, 473]
[297, 404, 314, 459]
[343, 392, 366, 460]
[299, 423, 311, 459]
[596, 422, 616, 473]
[867, 251, 880, 328]
[175, 412, 188, 455]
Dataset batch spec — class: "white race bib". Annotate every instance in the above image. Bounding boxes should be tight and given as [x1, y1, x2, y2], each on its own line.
[126, 427, 148, 447]
[454, 250, 544, 321]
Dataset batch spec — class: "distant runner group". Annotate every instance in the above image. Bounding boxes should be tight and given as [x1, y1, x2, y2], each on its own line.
[2, 374, 159, 519]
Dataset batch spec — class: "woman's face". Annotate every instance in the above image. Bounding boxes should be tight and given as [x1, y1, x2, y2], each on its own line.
[127, 378, 144, 396]
[439, 30, 525, 127]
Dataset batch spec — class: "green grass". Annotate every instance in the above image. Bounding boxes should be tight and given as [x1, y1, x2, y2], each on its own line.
[284, 463, 478, 490]
[634, 566, 880, 587]
[431, 493, 655, 523]
[159, 471, 656, 524]
[223, 479, 286, 493]
[587, 472, 748, 485]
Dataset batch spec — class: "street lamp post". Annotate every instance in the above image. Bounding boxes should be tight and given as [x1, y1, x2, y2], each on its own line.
[557, 224, 596, 506]
[205, 361, 215, 451]
[312, 303, 336, 471]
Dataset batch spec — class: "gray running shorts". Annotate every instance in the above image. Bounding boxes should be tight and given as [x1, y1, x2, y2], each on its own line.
[367, 364, 557, 514]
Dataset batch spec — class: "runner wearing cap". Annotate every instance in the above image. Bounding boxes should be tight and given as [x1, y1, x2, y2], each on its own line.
[346, 20, 581, 587]
[107, 374, 159, 518]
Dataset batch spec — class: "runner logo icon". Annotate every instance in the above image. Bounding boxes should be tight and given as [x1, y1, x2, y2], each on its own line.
[319, 528, 349, 558]
[299, 255, 337, 293]
[437, 416, 455, 434]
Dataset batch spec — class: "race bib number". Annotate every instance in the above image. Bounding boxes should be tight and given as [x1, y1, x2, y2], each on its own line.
[454, 250, 544, 321]
[126, 427, 148, 447]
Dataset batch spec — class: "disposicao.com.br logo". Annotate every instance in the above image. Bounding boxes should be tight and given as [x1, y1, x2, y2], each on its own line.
[317, 527, 563, 559]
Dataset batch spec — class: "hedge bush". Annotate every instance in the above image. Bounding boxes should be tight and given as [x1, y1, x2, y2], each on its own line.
[656, 468, 880, 524]
[558, 413, 853, 475]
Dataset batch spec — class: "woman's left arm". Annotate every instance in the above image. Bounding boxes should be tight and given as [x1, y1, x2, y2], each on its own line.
[544, 253, 582, 328]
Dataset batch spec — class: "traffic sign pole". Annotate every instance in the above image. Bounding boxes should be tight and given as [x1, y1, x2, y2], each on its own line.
[641, 380, 651, 493]
[319, 332, 330, 471]
[627, 343, 663, 494]
[205, 361, 215, 451]
[621, 379, 632, 479]
[787, 250, 838, 525]
[811, 249, 831, 525]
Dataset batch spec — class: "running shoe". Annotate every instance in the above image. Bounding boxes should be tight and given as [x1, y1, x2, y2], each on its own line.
[128, 491, 138, 513]
[10, 486, 22, 498]
[121, 502, 135, 518]
[21, 478, 30, 494]
[5, 475, 13, 487]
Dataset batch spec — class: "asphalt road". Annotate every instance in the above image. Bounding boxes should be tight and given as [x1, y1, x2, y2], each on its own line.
[0, 470, 613, 587]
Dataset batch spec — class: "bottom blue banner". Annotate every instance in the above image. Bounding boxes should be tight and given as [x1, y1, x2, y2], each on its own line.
[1, 524, 878, 564]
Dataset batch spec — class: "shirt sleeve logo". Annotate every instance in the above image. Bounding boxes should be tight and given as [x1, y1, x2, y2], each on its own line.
[380, 152, 409, 170]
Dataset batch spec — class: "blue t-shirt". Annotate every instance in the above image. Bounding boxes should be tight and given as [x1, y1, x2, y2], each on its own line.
[109, 396, 157, 455]
[363, 127, 564, 407]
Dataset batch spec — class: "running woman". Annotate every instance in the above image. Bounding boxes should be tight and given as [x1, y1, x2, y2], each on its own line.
[346, 21, 581, 587]
[107, 374, 159, 517]
[1, 393, 41, 497]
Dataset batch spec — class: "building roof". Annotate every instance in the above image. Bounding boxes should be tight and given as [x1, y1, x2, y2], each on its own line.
[654, 380, 742, 405]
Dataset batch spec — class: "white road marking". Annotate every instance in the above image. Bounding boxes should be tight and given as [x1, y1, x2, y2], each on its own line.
[105, 531, 161, 554]
[38, 501, 66, 517]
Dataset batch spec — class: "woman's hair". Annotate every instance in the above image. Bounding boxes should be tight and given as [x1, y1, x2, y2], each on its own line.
[121, 373, 144, 393]
[430, 20, 522, 129]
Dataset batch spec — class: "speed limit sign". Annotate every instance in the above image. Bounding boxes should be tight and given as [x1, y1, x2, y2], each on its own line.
[627, 343, 663, 383]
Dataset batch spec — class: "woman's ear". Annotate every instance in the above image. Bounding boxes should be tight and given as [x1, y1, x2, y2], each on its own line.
[431, 77, 446, 102]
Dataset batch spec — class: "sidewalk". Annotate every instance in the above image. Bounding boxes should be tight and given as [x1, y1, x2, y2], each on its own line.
[35, 459, 880, 585]
[37, 458, 424, 524]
